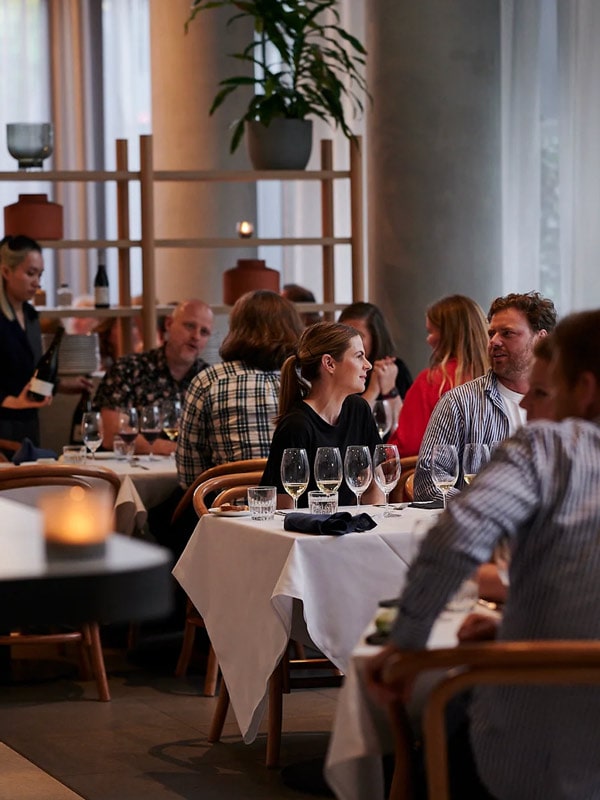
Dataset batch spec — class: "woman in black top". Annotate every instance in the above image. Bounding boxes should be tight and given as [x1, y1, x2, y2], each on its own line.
[262, 321, 384, 507]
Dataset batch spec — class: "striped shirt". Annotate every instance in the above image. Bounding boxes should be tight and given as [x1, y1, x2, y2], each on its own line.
[414, 370, 514, 501]
[176, 360, 280, 487]
[390, 416, 600, 800]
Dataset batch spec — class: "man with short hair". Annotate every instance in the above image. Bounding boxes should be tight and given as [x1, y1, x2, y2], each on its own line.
[367, 308, 600, 800]
[94, 299, 213, 455]
[414, 291, 557, 500]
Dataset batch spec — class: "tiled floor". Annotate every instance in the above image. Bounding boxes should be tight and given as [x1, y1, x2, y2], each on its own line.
[0, 636, 339, 800]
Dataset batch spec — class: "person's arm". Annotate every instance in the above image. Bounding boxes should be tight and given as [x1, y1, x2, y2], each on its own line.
[57, 375, 94, 395]
[413, 392, 465, 501]
[176, 375, 211, 487]
[1, 382, 52, 410]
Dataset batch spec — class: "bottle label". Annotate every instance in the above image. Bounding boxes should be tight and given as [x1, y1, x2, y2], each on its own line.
[95, 287, 110, 307]
[29, 377, 54, 397]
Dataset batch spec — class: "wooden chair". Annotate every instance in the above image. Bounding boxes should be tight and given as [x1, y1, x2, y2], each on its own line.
[0, 437, 20, 461]
[381, 641, 600, 800]
[390, 456, 418, 504]
[0, 466, 120, 702]
[174, 470, 264, 694]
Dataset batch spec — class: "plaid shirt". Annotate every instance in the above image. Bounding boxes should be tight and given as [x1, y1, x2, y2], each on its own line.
[176, 360, 280, 487]
[93, 346, 209, 410]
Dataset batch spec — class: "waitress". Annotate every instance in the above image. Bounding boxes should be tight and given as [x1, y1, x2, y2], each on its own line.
[0, 235, 90, 446]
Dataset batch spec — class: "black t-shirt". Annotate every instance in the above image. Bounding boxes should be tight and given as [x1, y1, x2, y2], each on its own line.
[261, 394, 382, 507]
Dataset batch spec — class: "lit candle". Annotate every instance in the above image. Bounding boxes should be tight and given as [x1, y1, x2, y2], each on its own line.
[236, 220, 254, 238]
[40, 486, 113, 560]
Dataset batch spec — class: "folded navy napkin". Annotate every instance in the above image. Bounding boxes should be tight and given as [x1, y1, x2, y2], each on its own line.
[283, 511, 377, 535]
[12, 438, 57, 465]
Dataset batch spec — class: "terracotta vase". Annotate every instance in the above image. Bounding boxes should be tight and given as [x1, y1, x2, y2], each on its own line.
[4, 194, 63, 240]
[222, 259, 280, 305]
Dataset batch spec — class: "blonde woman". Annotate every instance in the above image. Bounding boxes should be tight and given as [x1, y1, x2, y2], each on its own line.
[388, 294, 489, 457]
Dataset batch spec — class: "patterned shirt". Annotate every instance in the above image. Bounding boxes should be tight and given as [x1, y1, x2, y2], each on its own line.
[390, 417, 600, 800]
[414, 370, 513, 501]
[176, 360, 280, 487]
[93, 345, 209, 410]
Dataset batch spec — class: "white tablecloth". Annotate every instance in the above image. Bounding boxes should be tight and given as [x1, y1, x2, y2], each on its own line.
[172, 505, 440, 743]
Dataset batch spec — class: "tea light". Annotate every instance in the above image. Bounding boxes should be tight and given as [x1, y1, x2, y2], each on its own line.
[40, 486, 113, 560]
[236, 220, 254, 238]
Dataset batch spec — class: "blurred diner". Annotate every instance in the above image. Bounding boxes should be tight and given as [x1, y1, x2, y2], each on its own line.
[281, 283, 322, 327]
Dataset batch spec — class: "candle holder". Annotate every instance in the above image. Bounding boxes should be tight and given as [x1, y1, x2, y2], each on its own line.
[40, 486, 113, 561]
[6, 123, 53, 169]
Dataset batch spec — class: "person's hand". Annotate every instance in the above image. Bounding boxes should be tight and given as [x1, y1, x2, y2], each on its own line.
[364, 643, 415, 706]
[1, 383, 52, 410]
[457, 613, 499, 642]
[371, 357, 398, 397]
[57, 375, 94, 394]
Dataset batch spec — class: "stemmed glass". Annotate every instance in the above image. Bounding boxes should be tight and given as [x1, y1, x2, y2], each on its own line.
[162, 399, 182, 456]
[280, 448, 310, 510]
[140, 403, 162, 461]
[313, 446, 343, 497]
[373, 444, 402, 516]
[373, 399, 393, 439]
[493, 535, 512, 588]
[344, 445, 373, 507]
[82, 411, 103, 461]
[431, 443, 459, 509]
[117, 407, 139, 463]
[462, 443, 491, 487]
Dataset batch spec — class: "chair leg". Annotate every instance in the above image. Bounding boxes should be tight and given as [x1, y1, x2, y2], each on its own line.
[203, 644, 219, 696]
[82, 622, 110, 702]
[266, 659, 284, 768]
[208, 680, 230, 743]
[175, 619, 197, 678]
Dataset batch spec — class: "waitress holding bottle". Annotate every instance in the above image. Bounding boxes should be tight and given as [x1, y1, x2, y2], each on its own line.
[0, 235, 91, 446]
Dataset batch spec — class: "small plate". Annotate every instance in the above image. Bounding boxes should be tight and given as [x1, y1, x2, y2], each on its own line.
[208, 507, 251, 517]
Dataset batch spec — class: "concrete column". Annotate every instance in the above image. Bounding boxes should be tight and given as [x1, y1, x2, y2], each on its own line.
[367, 0, 502, 373]
[149, 0, 257, 306]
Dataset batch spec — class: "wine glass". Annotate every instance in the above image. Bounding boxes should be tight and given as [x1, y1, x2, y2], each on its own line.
[344, 445, 373, 507]
[140, 403, 162, 461]
[162, 399, 182, 456]
[373, 444, 401, 516]
[493, 535, 512, 588]
[313, 447, 343, 497]
[82, 411, 103, 460]
[373, 399, 393, 438]
[117, 407, 139, 463]
[431, 443, 459, 509]
[280, 448, 310, 510]
[462, 443, 491, 487]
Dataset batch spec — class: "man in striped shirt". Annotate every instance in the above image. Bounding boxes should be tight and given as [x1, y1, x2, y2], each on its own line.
[414, 291, 557, 501]
[367, 309, 600, 800]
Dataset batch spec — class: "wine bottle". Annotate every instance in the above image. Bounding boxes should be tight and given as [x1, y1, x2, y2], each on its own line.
[70, 388, 93, 444]
[28, 326, 65, 401]
[94, 263, 109, 308]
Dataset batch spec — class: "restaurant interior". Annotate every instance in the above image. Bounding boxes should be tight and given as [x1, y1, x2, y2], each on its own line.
[2, 1, 600, 799]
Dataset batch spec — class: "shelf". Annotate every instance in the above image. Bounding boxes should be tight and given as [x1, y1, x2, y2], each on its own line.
[38, 302, 348, 319]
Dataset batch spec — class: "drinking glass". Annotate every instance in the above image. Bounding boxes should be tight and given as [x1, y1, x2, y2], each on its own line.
[431, 443, 459, 509]
[162, 399, 182, 456]
[82, 411, 103, 460]
[344, 445, 373, 507]
[117, 407, 139, 463]
[280, 448, 310, 510]
[462, 443, 491, 487]
[373, 443, 401, 516]
[313, 446, 343, 496]
[141, 403, 162, 461]
[373, 399, 393, 438]
[493, 535, 512, 587]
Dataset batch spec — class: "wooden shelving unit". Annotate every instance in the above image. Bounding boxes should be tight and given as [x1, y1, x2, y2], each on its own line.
[0, 134, 364, 352]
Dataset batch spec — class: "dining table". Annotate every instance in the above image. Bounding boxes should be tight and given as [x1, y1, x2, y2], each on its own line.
[172, 503, 442, 745]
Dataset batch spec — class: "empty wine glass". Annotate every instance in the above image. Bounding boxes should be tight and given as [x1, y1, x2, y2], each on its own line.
[493, 535, 512, 587]
[462, 443, 491, 487]
[431, 443, 459, 509]
[344, 445, 373, 507]
[280, 448, 310, 510]
[117, 407, 139, 463]
[373, 444, 401, 516]
[140, 403, 162, 461]
[82, 411, 103, 460]
[162, 399, 182, 456]
[373, 399, 393, 438]
[313, 447, 343, 496]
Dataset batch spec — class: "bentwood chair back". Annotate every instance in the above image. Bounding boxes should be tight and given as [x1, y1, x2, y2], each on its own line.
[0, 437, 20, 462]
[389, 456, 418, 504]
[0, 464, 120, 506]
[0, 466, 116, 701]
[381, 641, 600, 800]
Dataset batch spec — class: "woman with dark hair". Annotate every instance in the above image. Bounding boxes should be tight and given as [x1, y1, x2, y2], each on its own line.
[388, 294, 489, 456]
[261, 321, 384, 507]
[338, 302, 412, 434]
[176, 290, 304, 487]
[0, 235, 90, 445]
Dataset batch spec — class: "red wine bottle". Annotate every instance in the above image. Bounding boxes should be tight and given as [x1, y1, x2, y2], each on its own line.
[28, 326, 65, 401]
[94, 262, 109, 308]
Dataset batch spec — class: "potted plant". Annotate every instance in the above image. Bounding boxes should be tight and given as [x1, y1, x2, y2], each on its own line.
[186, 0, 369, 169]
